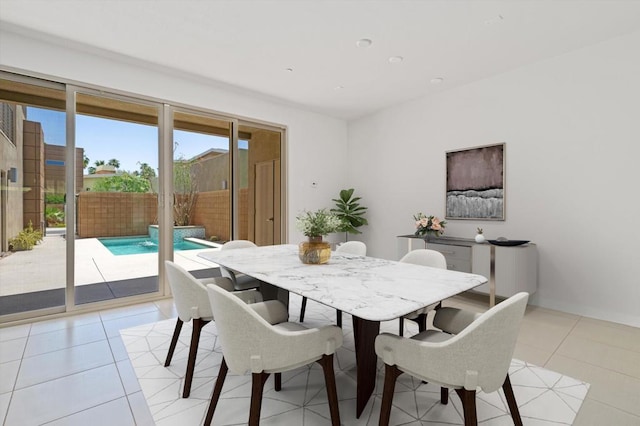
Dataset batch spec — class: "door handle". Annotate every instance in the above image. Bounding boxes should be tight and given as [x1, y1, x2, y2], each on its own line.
[267, 217, 274, 222]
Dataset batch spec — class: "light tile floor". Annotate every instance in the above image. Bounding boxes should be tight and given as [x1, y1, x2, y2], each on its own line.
[122, 313, 590, 425]
[1, 293, 639, 425]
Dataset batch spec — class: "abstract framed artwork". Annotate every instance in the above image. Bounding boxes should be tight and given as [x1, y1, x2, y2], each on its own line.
[446, 143, 505, 220]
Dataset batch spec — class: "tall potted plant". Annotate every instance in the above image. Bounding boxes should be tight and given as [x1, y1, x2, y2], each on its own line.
[331, 188, 368, 241]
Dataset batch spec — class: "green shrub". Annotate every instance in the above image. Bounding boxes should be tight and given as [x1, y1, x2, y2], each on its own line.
[9, 221, 43, 251]
[45, 206, 65, 226]
[45, 193, 65, 204]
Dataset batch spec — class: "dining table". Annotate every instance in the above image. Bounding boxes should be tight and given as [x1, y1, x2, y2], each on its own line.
[198, 244, 488, 418]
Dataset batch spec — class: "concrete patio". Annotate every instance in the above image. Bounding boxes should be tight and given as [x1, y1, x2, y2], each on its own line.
[0, 229, 222, 315]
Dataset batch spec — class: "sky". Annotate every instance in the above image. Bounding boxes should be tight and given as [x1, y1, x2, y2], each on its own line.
[26, 107, 241, 174]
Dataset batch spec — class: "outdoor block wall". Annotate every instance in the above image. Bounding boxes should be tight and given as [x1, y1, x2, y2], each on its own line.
[22, 120, 45, 232]
[77, 192, 157, 238]
[76, 188, 248, 240]
[1, 105, 24, 250]
[191, 189, 249, 242]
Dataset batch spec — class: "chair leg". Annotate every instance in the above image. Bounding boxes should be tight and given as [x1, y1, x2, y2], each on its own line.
[274, 372, 282, 391]
[164, 318, 183, 367]
[379, 364, 403, 426]
[454, 388, 477, 426]
[300, 297, 307, 322]
[183, 318, 210, 398]
[502, 375, 523, 426]
[249, 372, 270, 426]
[317, 354, 341, 426]
[399, 317, 404, 336]
[416, 313, 428, 333]
[203, 358, 228, 426]
[441, 386, 449, 404]
[336, 310, 342, 328]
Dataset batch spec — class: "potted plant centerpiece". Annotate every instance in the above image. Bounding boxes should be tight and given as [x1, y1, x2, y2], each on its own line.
[296, 209, 342, 264]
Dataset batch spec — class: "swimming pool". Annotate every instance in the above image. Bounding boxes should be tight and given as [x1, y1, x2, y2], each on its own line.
[98, 237, 210, 256]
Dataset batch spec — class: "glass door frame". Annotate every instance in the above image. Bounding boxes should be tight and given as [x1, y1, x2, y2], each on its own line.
[1, 68, 287, 323]
[0, 71, 68, 322]
[65, 85, 167, 312]
[236, 118, 288, 244]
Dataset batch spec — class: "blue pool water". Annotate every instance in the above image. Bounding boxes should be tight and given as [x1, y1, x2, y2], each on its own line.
[98, 237, 209, 256]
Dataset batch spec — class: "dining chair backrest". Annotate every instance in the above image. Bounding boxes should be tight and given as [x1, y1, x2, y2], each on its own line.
[207, 284, 275, 374]
[218, 240, 258, 286]
[434, 292, 529, 392]
[165, 260, 232, 322]
[335, 241, 367, 256]
[221, 240, 258, 250]
[205, 281, 344, 426]
[207, 282, 342, 375]
[436, 292, 529, 392]
[399, 249, 447, 269]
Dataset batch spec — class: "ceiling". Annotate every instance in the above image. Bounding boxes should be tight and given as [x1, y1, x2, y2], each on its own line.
[2, 0, 640, 120]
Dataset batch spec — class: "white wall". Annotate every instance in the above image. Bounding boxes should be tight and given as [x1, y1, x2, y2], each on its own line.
[348, 30, 640, 327]
[0, 28, 349, 243]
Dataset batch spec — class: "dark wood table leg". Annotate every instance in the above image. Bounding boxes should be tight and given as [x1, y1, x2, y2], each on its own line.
[352, 316, 380, 418]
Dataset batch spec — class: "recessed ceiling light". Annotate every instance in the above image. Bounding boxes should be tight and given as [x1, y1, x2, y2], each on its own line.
[388, 56, 403, 64]
[484, 15, 504, 25]
[430, 77, 444, 84]
[356, 38, 372, 48]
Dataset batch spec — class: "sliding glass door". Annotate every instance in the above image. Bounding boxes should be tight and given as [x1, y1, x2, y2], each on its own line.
[0, 70, 286, 323]
[237, 122, 282, 246]
[72, 89, 162, 306]
[170, 108, 232, 276]
[0, 74, 68, 320]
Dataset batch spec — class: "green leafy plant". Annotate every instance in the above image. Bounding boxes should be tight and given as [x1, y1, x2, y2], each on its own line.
[173, 154, 198, 226]
[45, 206, 65, 226]
[331, 188, 368, 241]
[45, 193, 65, 204]
[296, 209, 342, 238]
[93, 173, 151, 193]
[9, 221, 43, 251]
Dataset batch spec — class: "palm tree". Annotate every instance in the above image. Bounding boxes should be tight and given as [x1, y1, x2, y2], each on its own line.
[94, 160, 105, 167]
[107, 158, 120, 169]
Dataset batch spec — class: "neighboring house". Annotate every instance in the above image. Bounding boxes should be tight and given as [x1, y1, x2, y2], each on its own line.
[82, 165, 119, 192]
[44, 144, 84, 195]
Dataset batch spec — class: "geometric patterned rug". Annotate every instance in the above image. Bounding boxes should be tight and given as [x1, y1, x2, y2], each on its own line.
[121, 296, 590, 425]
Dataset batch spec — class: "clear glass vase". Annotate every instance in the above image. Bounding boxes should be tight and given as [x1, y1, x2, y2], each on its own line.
[298, 236, 331, 264]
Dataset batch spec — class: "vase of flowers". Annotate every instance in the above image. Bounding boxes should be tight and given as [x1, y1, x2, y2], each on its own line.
[296, 209, 342, 264]
[475, 227, 486, 243]
[413, 212, 446, 240]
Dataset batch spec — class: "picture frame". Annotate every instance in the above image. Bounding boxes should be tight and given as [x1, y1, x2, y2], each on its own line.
[446, 143, 505, 220]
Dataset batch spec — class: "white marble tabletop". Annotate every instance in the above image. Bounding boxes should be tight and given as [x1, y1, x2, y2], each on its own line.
[198, 244, 488, 322]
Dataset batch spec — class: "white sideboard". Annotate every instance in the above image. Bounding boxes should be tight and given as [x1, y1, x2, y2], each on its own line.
[397, 235, 538, 305]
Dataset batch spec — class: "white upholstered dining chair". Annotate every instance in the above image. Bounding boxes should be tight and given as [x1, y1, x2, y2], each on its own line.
[299, 240, 367, 327]
[375, 292, 529, 426]
[163, 261, 263, 398]
[219, 239, 262, 291]
[205, 282, 343, 426]
[398, 249, 448, 336]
